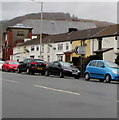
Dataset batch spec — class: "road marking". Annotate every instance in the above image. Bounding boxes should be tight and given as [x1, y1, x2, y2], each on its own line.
[116, 101, 119, 102]
[33, 84, 80, 95]
[2, 79, 18, 83]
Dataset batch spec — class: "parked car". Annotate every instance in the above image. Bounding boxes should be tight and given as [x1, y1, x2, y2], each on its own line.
[17, 58, 47, 75]
[0, 61, 4, 70]
[2, 60, 19, 72]
[46, 61, 81, 79]
[85, 60, 119, 82]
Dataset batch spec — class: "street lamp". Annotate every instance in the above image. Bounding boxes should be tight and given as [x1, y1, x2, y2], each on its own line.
[31, 0, 43, 59]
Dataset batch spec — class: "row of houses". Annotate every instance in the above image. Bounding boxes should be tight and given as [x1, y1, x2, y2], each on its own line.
[11, 24, 119, 64]
[1, 19, 97, 61]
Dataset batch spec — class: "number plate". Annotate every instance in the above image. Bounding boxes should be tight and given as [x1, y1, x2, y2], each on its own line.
[37, 68, 43, 70]
[72, 72, 78, 75]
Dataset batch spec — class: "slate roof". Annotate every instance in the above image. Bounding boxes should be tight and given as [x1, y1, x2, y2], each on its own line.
[18, 24, 118, 46]
[7, 23, 33, 30]
[68, 27, 106, 41]
[93, 24, 119, 38]
[21, 19, 97, 34]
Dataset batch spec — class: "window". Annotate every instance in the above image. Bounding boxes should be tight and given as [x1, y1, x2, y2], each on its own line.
[47, 45, 50, 53]
[30, 55, 34, 59]
[31, 46, 35, 51]
[89, 61, 96, 66]
[36, 46, 39, 51]
[42, 45, 44, 53]
[97, 62, 104, 67]
[66, 43, 69, 50]
[58, 44, 63, 50]
[53, 62, 60, 67]
[17, 31, 24, 37]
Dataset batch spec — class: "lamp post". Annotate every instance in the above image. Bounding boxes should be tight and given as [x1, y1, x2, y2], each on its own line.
[32, 0, 43, 59]
[40, 2, 43, 59]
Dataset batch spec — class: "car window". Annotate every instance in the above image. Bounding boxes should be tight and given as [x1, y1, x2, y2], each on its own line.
[47, 62, 54, 67]
[9, 61, 19, 65]
[59, 61, 72, 67]
[106, 61, 119, 69]
[89, 61, 96, 66]
[33, 59, 44, 63]
[53, 62, 60, 67]
[97, 61, 104, 67]
[23, 59, 31, 63]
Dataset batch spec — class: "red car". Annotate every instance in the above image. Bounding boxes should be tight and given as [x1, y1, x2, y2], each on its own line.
[2, 60, 19, 72]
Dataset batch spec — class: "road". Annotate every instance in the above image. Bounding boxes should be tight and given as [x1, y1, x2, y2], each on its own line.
[2, 71, 118, 118]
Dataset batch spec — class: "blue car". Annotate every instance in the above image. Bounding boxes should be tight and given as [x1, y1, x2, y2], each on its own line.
[85, 60, 119, 82]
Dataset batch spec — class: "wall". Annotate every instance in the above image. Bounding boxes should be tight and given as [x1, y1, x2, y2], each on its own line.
[12, 41, 72, 63]
[72, 39, 91, 57]
[103, 50, 116, 62]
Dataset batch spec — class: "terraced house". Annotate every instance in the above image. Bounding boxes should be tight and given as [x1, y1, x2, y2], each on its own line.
[12, 24, 119, 64]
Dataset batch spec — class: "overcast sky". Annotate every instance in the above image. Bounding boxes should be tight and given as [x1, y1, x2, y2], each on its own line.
[0, 0, 118, 23]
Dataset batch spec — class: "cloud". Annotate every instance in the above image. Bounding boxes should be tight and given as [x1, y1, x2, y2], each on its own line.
[1, 2, 117, 23]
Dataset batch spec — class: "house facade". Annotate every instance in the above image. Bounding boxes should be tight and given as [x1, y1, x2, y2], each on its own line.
[12, 24, 119, 64]
[2, 23, 33, 60]
[12, 33, 72, 63]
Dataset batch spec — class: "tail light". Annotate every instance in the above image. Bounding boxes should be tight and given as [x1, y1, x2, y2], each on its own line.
[44, 63, 47, 66]
[31, 62, 37, 65]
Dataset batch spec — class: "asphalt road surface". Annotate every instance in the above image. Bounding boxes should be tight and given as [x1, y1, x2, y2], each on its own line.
[2, 71, 118, 118]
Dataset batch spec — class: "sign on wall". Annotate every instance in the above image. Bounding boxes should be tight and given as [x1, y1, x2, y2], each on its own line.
[75, 46, 86, 55]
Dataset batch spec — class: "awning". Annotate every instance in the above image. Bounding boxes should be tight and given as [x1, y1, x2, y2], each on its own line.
[94, 48, 113, 53]
[64, 50, 75, 55]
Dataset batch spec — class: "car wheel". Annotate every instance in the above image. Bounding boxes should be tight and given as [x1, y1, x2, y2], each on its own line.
[41, 71, 45, 76]
[85, 73, 90, 81]
[105, 74, 111, 83]
[59, 70, 64, 78]
[45, 70, 49, 76]
[31, 72, 34, 75]
[99, 79, 104, 82]
[17, 68, 22, 73]
[75, 75, 80, 79]
[26, 68, 30, 74]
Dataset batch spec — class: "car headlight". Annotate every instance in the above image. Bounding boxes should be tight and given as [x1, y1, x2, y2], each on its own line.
[112, 70, 119, 74]
[64, 69, 71, 72]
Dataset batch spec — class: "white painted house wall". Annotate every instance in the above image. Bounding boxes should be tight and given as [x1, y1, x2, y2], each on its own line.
[90, 36, 118, 62]
[12, 41, 72, 63]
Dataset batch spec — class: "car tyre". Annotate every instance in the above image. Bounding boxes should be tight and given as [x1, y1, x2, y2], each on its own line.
[26, 68, 30, 74]
[59, 70, 64, 78]
[45, 70, 49, 76]
[99, 79, 104, 82]
[31, 72, 35, 75]
[41, 71, 45, 76]
[17, 68, 22, 73]
[105, 74, 111, 83]
[75, 75, 80, 79]
[85, 73, 90, 81]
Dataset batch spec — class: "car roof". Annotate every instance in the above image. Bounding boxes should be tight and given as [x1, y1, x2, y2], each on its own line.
[6, 60, 17, 62]
[90, 60, 105, 62]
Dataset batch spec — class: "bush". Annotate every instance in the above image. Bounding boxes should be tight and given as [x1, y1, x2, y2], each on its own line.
[85, 54, 103, 66]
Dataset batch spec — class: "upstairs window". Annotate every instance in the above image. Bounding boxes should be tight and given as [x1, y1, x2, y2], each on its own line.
[58, 44, 63, 50]
[31, 46, 35, 51]
[36, 46, 39, 51]
[66, 43, 69, 50]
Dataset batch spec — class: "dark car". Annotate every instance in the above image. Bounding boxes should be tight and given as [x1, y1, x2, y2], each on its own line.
[17, 58, 46, 75]
[46, 61, 81, 79]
